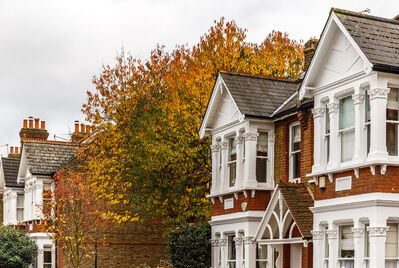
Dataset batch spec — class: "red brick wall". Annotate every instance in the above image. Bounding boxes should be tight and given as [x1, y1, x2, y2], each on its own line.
[283, 244, 291, 268]
[315, 165, 399, 200]
[212, 191, 270, 216]
[301, 242, 313, 268]
[273, 108, 314, 186]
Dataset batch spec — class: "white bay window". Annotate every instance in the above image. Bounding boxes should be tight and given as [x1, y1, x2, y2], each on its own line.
[256, 132, 268, 183]
[339, 96, 355, 163]
[387, 88, 399, 156]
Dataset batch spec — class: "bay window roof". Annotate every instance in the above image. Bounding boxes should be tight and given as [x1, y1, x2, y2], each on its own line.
[1, 157, 23, 188]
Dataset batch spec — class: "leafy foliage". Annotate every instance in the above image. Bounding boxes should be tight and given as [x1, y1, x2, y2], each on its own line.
[167, 222, 211, 268]
[0, 226, 38, 268]
[82, 18, 304, 227]
[40, 168, 109, 268]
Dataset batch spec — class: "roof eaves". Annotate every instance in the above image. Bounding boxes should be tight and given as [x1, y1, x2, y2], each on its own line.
[270, 92, 297, 117]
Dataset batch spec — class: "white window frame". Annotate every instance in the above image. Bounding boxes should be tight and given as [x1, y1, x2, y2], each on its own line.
[289, 122, 301, 183]
[43, 246, 53, 268]
[256, 131, 269, 184]
[338, 95, 356, 163]
[17, 193, 24, 222]
[227, 234, 236, 268]
[324, 104, 330, 166]
[385, 222, 399, 267]
[227, 138, 237, 188]
[338, 225, 355, 267]
[386, 87, 399, 158]
[256, 244, 268, 267]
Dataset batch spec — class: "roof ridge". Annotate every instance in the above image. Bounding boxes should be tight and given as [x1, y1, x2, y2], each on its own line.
[219, 70, 297, 83]
[23, 140, 78, 146]
[332, 8, 399, 26]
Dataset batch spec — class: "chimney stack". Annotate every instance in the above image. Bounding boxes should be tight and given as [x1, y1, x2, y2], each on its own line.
[71, 120, 92, 143]
[8, 146, 20, 158]
[304, 38, 318, 71]
[15, 147, 19, 154]
[10, 147, 14, 154]
[85, 125, 91, 133]
[19, 117, 49, 143]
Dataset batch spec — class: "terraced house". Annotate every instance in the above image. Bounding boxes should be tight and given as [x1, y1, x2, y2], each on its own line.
[201, 8, 399, 268]
[0, 118, 168, 268]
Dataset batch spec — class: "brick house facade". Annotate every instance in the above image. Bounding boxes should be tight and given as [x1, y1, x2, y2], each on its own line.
[0, 118, 168, 268]
[201, 8, 399, 268]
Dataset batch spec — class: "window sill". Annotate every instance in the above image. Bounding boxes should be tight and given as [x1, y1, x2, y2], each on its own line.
[207, 185, 274, 203]
[308, 159, 399, 184]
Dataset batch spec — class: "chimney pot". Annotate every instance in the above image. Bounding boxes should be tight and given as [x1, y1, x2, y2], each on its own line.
[41, 121, 45, 129]
[34, 118, 39, 129]
[23, 119, 28, 128]
[10, 147, 14, 154]
[15, 147, 19, 154]
[28, 117, 34, 128]
[85, 125, 91, 133]
[74, 121, 79, 132]
[80, 123, 85, 133]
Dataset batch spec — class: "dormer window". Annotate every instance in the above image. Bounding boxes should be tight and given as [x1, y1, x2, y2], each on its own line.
[387, 88, 399, 156]
[228, 138, 237, 187]
[256, 132, 268, 183]
[289, 123, 301, 182]
[339, 96, 355, 162]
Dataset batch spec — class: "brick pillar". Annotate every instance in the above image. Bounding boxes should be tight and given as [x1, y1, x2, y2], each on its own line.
[283, 244, 290, 268]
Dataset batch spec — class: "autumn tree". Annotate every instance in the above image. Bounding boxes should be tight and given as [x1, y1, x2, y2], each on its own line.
[41, 169, 108, 268]
[82, 18, 304, 227]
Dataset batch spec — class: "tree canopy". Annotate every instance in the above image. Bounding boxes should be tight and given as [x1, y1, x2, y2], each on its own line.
[82, 18, 304, 227]
[0, 226, 38, 268]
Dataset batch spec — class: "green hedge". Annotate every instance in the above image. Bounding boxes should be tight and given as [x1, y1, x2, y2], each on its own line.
[168, 222, 211, 268]
[0, 226, 38, 268]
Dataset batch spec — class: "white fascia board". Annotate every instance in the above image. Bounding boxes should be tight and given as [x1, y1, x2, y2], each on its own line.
[17, 147, 28, 184]
[270, 92, 297, 117]
[254, 185, 279, 241]
[0, 159, 5, 189]
[199, 74, 244, 138]
[299, 12, 372, 100]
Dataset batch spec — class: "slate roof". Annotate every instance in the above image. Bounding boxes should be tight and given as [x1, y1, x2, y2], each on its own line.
[23, 142, 78, 175]
[1, 157, 23, 188]
[333, 8, 399, 71]
[220, 72, 298, 118]
[278, 182, 314, 238]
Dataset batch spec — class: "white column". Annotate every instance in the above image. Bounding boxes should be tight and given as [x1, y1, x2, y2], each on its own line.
[219, 142, 228, 192]
[368, 87, 390, 161]
[211, 144, 220, 195]
[243, 236, 256, 268]
[211, 239, 220, 268]
[243, 133, 258, 188]
[9, 192, 17, 225]
[220, 238, 227, 268]
[312, 107, 325, 173]
[24, 186, 29, 221]
[326, 229, 338, 267]
[235, 136, 245, 189]
[311, 230, 324, 268]
[327, 103, 339, 169]
[268, 134, 275, 188]
[51, 247, 56, 268]
[368, 226, 388, 268]
[234, 235, 243, 268]
[352, 93, 365, 163]
[352, 226, 365, 268]
[37, 248, 44, 268]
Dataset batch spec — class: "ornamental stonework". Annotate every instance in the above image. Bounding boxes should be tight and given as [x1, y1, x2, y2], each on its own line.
[367, 226, 389, 237]
[243, 132, 259, 141]
[352, 93, 365, 104]
[368, 87, 390, 99]
[327, 103, 338, 114]
[351, 227, 364, 238]
[326, 229, 338, 239]
[311, 230, 324, 240]
[312, 107, 325, 118]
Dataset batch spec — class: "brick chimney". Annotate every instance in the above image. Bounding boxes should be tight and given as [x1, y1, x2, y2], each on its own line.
[71, 120, 91, 143]
[304, 38, 318, 71]
[19, 117, 49, 143]
[8, 146, 21, 159]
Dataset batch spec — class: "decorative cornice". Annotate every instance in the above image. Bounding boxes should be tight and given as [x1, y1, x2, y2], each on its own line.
[367, 226, 389, 237]
[327, 103, 338, 114]
[210, 144, 220, 153]
[219, 142, 228, 150]
[326, 230, 338, 239]
[312, 107, 325, 118]
[219, 238, 227, 246]
[368, 88, 390, 100]
[234, 136, 245, 144]
[211, 239, 219, 247]
[243, 236, 255, 245]
[233, 237, 243, 245]
[351, 227, 364, 238]
[243, 132, 259, 141]
[352, 93, 365, 105]
[311, 230, 324, 240]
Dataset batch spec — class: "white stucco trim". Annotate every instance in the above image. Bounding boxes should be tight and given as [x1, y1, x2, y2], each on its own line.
[210, 211, 265, 226]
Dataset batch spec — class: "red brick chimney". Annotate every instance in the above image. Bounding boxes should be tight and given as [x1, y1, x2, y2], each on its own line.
[8, 146, 21, 159]
[19, 117, 49, 143]
[304, 38, 318, 71]
[71, 120, 91, 143]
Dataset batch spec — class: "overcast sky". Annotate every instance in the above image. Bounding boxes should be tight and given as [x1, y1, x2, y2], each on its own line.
[0, 0, 398, 156]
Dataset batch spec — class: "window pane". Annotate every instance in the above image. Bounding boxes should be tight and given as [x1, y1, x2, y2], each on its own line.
[229, 139, 237, 161]
[326, 136, 330, 163]
[256, 158, 267, 183]
[365, 93, 371, 122]
[44, 249, 52, 263]
[228, 235, 236, 260]
[339, 96, 355, 130]
[325, 108, 330, 134]
[229, 163, 236, 187]
[17, 209, 23, 222]
[386, 224, 398, 258]
[293, 152, 301, 179]
[257, 245, 267, 259]
[292, 125, 301, 151]
[387, 123, 398, 156]
[341, 130, 355, 162]
[17, 194, 24, 207]
[340, 226, 354, 258]
[257, 132, 268, 157]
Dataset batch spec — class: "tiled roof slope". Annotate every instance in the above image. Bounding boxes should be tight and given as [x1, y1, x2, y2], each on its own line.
[24, 142, 78, 175]
[279, 182, 314, 238]
[333, 8, 399, 68]
[220, 72, 298, 118]
[1, 157, 23, 188]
